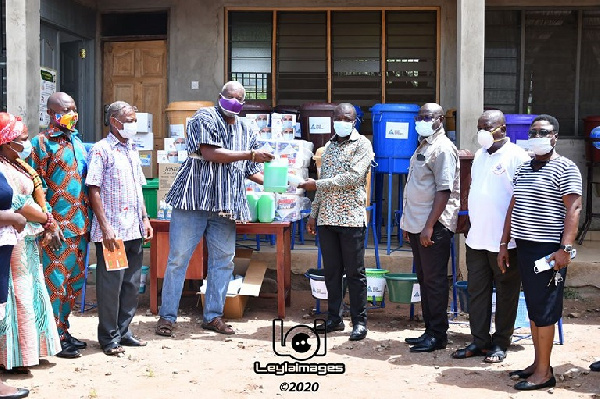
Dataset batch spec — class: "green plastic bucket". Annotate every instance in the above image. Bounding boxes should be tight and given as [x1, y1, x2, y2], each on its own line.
[366, 268, 389, 302]
[385, 273, 418, 303]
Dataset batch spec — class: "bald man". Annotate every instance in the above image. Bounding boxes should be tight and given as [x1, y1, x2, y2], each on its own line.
[452, 110, 530, 363]
[300, 103, 374, 341]
[30, 92, 91, 359]
[155, 81, 274, 337]
[400, 103, 460, 352]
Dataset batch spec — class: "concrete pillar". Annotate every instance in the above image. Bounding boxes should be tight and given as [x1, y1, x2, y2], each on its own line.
[456, 0, 485, 280]
[457, 0, 485, 152]
[6, 0, 41, 134]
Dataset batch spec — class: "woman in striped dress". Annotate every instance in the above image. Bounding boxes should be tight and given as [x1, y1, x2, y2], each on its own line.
[0, 114, 62, 372]
[498, 114, 582, 391]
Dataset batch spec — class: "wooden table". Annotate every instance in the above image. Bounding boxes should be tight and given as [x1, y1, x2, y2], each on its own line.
[149, 219, 292, 318]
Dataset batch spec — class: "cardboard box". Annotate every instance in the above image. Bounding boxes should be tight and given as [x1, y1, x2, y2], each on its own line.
[156, 188, 170, 216]
[159, 163, 181, 190]
[157, 150, 169, 163]
[132, 132, 154, 151]
[198, 248, 267, 319]
[169, 123, 185, 138]
[137, 113, 153, 133]
[138, 150, 157, 179]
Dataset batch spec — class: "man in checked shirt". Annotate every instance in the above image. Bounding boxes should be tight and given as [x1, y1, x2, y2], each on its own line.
[300, 103, 374, 341]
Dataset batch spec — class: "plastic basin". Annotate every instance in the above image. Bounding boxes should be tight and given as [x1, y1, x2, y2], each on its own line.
[385, 273, 418, 303]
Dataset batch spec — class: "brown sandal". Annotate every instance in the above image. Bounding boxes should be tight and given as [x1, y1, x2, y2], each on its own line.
[155, 317, 174, 337]
[201, 317, 234, 335]
[103, 342, 125, 356]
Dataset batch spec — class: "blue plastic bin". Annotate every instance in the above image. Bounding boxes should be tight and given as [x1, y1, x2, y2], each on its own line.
[354, 105, 364, 133]
[370, 103, 420, 173]
[505, 114, 537, 144]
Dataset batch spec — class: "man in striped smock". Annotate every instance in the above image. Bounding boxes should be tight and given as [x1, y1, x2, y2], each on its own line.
[155, 81, 274, 337]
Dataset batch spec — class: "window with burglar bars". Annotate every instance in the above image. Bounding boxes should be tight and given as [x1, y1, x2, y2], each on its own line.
[485, 9, 600, 136]
[227, 8, 438, 134]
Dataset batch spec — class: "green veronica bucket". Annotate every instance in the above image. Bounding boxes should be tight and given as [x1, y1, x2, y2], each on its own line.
[385, 273, 419, 304]
[366, 268, 389, 302]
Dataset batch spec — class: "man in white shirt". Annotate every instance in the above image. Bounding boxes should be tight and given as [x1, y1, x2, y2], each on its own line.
[452, 110, 530, 363]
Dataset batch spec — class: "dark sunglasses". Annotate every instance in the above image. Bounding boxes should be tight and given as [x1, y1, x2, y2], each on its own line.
[528, 129, 555, 138]
[414, 115, 438, 122]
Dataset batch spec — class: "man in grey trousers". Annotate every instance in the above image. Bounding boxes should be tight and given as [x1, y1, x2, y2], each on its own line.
[86, 101, 153, 356]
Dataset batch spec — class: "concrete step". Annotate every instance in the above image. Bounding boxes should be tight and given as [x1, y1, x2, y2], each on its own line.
[87, 235, 600, 291]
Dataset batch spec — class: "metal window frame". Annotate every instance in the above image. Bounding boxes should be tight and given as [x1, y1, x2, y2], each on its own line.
[225, 7, 440, 109]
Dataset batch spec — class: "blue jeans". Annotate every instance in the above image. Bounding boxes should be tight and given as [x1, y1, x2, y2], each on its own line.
[159, 209, 236, 323]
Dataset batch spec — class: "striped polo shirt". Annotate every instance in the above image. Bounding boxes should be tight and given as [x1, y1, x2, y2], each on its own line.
[165, 106, 261, 221]
[511, 156, 582, 243]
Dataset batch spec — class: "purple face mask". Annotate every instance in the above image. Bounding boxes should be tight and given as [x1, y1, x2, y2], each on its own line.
[218, 94, 244, 116]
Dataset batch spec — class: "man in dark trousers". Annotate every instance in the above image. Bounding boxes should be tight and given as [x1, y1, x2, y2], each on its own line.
[400, 103, 459, 352]
[300, 103, 374, 341]
[452, 110, 529, 363]
[86, 101, 153, 356]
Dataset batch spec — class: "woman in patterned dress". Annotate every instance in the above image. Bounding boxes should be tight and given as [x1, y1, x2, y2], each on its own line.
[0, 113, 30, 398]
[0, 113, 62, 373]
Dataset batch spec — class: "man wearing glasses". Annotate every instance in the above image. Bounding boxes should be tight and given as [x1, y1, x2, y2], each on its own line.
[400, 103, 460, 352]
[452, 110, 530, 363]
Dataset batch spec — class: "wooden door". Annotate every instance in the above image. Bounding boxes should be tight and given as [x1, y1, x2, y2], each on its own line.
[103, 40, 167, 143]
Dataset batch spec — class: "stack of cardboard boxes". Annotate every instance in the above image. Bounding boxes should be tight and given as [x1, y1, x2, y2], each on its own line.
[244, 138, 314, 222]
[134, 110, 314, 222]
[131, 112, 183, 219]
[133, 113, 156, 179]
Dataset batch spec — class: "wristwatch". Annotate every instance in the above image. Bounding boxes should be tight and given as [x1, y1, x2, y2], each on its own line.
[559, 244, 573, 253]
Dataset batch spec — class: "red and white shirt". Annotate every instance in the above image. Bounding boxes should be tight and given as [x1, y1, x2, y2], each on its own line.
[85, 133, 146, 243]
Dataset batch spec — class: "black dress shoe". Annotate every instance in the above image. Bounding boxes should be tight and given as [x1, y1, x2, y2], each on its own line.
[64, 332, 87, 350]
[120, 335, 147, 347]
[514, 376, 556, 391]
[315, 320, 345, 333]
[590, 361, 600, 372]
[452, 343, 485, 359]
[0, 387, 29, 399]
[56, 340, 81, 359]
[509, 366, 553, 379]
[405, 333, 428, 345]
[409, 336, 447, 353]
[349, 324, 367, 341]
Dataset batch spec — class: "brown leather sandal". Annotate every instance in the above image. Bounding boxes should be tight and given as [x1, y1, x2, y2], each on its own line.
[201, 317, 234, 335]
[155, 317, 174, 337]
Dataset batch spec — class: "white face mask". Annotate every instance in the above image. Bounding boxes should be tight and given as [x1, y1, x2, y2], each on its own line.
[118, 121, 138, 139]
[415, 120, 435, 137]
[18, 140, 33, 160]
[528, 137, 554, 155]
[333, 121, 353, 137]
[477, 130, 494, 150]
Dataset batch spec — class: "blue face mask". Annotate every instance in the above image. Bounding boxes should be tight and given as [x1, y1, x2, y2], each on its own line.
[334, 121, 354, 137]
[17, 140, 32, 160]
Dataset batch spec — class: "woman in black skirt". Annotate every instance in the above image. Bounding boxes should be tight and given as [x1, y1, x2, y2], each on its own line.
[498, 114, 582, 391]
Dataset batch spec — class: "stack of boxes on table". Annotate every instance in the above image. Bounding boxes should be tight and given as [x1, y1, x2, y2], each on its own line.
[130, 111, 186, 220]
[132, 110, 315, 223]
[242, 112, 314, 222]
